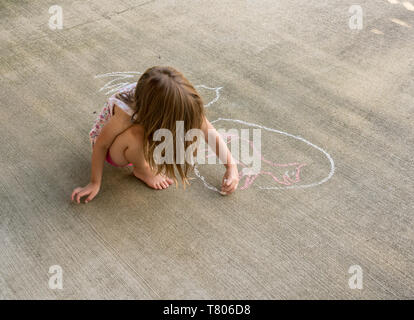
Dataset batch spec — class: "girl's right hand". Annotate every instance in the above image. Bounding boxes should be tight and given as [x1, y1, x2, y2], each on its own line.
[71, 182, 100, 204]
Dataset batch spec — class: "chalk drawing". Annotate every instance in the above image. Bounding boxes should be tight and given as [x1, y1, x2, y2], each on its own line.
[194, 118, 335, 191]
[95, 72, 222, 108]
[95, 71, 142, 95]
[197, 131, 307, 190]
[95, 71, 335, 192]
[194, 85, 223, 108]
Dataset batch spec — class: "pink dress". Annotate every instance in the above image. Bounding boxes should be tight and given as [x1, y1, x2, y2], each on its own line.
[89, 83, 136, 147]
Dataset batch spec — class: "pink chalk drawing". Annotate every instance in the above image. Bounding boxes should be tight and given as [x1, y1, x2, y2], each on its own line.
[200, 132, 307, 190]
[194, 118, 335, 192]
[95, 72, 335, 192]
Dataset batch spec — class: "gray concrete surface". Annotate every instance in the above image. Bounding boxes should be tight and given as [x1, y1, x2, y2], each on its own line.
[0, 0, 413, 299]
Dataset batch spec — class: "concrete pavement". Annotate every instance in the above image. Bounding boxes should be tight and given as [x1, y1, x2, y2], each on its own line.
[0, 0, 413, 299]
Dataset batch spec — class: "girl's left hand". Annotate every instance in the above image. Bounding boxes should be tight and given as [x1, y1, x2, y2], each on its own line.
[221, 165, 239, 195]
[71, 182, 100, 204]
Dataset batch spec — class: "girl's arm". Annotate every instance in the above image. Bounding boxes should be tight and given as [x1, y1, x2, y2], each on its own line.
[71, 106, 132, 203]
[201, 117, 239, 195]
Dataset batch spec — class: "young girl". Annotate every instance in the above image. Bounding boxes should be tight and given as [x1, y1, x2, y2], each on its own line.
[71, 66, 239, 203]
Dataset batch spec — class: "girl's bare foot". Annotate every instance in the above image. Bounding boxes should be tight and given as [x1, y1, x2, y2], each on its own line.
[109, 125, 174, 189]
[133, 166, 174, 189]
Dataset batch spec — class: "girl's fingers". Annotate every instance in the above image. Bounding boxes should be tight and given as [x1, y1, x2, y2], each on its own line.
[85, 190, 98, 203]
[71, 188, 82, 201]
[76, 190, 89, 203]
[76, 192, 82, 203]
[222, 180, 234, 192]
[222, 180, 238, 194]
[228, 183, 238, 194]
[223, 186, 233, 194]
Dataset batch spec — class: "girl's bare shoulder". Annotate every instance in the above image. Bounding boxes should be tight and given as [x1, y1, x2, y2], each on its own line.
[128, 123, 144, 136]
[112, 104, 134, 121]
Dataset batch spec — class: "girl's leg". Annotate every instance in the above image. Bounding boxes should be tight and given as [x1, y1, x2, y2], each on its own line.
[109, 125, 174, 189]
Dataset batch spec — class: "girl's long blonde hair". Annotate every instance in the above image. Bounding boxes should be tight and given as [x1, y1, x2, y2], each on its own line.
[116, 66, 205, 186]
